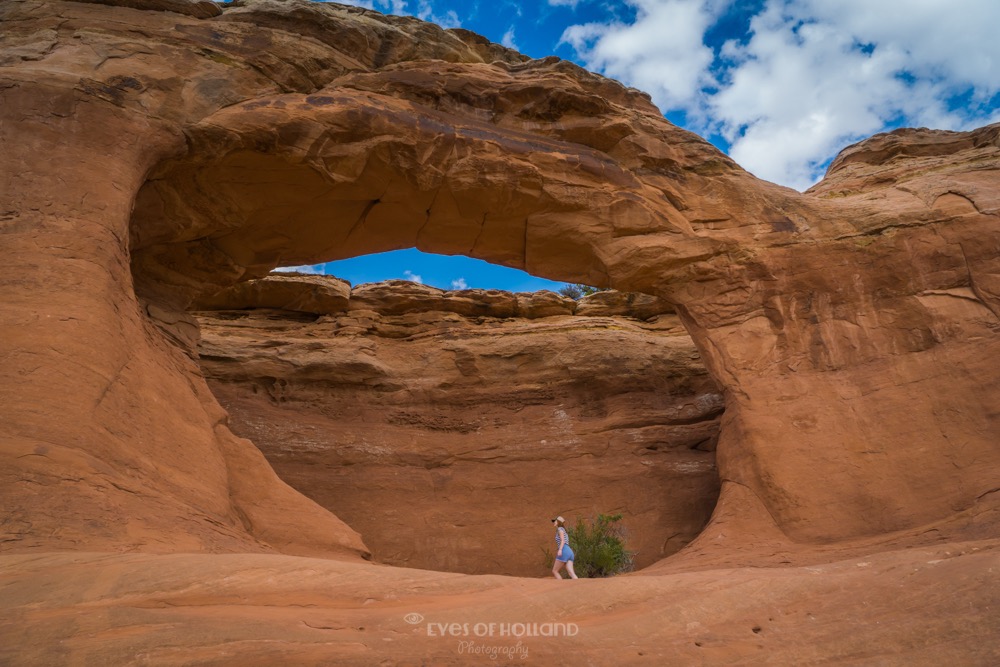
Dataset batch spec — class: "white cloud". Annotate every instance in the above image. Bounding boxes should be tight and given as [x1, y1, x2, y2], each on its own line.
[793, 0, 1000, 91]
[709, 0, 998, 188]
[329, 0, 409, 12]
[274, 264, 326, 275]
[416, 0, 461, 28]
[379, 0, 408, 14]
[561, 0, 722, 111]
[403, 270, 423, 284]
[323, 0, 456, 25]
[501, 0, 523, 19]
[451, 278, 468, 290]
[501, 26, 518, 50]
[548, 0, 581, 7]
[560, 0, 1000, 190]
[320, 0, 375, 9]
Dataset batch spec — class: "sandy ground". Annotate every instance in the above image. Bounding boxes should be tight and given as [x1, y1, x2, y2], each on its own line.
[2, 538, 998, 665]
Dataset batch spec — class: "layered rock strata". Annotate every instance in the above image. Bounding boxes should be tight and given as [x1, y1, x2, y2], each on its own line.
[195, 276, 722, 575]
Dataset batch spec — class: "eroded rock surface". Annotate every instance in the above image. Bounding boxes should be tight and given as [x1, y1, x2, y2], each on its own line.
[195, 277, 721, 575]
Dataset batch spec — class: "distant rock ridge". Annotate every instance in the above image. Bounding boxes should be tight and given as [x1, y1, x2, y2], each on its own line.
[808, 123, 1000, 203]
[193, 272, 675, 320]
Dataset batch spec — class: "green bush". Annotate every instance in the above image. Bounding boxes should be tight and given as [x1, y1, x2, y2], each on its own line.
[544, 513, 635, 578]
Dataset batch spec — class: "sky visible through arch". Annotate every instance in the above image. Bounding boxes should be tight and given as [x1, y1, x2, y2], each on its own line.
[280, 0, 1000, 292]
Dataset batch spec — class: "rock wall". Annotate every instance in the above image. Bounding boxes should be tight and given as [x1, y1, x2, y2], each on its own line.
[675, 123, 1000, 554]
[194, 277, 722, 575]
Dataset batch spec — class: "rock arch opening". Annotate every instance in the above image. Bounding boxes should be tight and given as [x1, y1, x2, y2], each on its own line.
[274, 247, 570, 293]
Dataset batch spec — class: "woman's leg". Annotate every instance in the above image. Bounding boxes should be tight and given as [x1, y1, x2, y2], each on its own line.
[565, 560, 578, 579]
[552, 560, 565, 579]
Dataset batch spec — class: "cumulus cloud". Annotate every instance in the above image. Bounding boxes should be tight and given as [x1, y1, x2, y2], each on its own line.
[327, 0, 409, 12]
[416, 0, 461, 28]
[561, 0, 1000, 190]
[562, 0, 723, 111]
[711, 0, 999, 188]
[325, 0, 449, 22]
[501, 26, 519, 50]
[451, 278, 468, 290]
[274, 265, 325, 275]
[403, 270, 424, 284]
[319, 0, 375, 9]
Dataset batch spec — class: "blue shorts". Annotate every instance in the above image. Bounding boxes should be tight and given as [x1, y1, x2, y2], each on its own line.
[556, 546, 575, 562]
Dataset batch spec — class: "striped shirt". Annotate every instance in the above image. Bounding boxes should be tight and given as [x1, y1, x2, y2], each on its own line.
[555, 527, 569, 550]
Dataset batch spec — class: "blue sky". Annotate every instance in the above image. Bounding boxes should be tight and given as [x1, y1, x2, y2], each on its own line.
[286, 249, 569, 293]
[282, 0, 1000, 291]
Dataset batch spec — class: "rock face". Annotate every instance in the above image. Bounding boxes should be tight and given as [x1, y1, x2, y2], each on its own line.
[195, 277, 722, 575]
[3, 0, 1000, 662]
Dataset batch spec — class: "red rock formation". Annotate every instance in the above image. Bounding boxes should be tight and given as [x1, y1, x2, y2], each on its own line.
[679, 122, 1000, 553]
[2, 0, 999, 662]
[194, 277, 721, 575]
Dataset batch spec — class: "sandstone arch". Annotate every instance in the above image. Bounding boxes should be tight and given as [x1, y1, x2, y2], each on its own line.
[3, 0, 1000, 571]
[114, 28, 1000, 565]
[123, 71, 739, 572]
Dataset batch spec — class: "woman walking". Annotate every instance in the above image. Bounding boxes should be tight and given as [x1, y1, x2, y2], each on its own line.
[551, 516, 579, 579]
